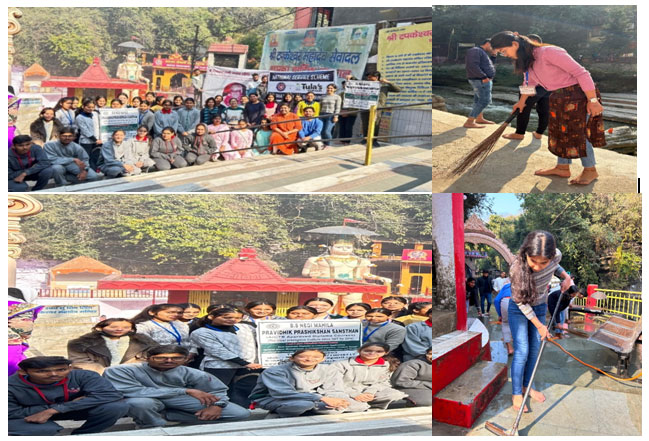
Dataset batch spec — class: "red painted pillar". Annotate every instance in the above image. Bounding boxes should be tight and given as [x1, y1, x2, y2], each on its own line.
[452, 193, 467, 331]
[585, 284, 598, 332]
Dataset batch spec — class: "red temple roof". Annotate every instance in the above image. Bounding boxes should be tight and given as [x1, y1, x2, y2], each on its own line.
[196, 248, 286, 284]
[24, 63, 50, 78]
[41, 57, 147, 90]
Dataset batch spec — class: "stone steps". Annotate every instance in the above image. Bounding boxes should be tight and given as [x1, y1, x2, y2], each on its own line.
[432, 330, 482, 395]
[433, 360, 508, 428]
[72, 407, 432, 437]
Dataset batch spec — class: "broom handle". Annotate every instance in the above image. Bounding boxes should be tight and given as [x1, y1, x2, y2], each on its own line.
[505, 109, 520, 124]
[509, 287, 566, 434]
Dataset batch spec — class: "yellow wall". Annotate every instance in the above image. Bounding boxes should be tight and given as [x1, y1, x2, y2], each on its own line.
[399, 262, 432, 295]
[188, 290, 212, 315]
[153, 71, 190, 92]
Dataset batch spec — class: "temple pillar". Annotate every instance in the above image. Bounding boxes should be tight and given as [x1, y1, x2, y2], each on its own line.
[8, 195, 43, 287]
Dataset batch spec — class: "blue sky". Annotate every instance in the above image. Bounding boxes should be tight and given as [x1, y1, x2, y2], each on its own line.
[480, 193, 523, 221]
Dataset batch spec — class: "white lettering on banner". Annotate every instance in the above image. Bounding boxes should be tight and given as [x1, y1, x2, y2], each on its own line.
[343, 80, 381, 110]
[98, 108, 139, 144]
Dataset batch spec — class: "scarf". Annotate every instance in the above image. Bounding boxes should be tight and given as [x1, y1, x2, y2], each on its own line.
[161, 109, 172, 114]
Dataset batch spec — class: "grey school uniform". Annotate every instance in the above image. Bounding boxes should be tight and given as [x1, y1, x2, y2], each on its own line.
[362, 321, 407, 352]
[330, 357, 406, 409]
[43, 139, 101, 186]
[103, 363, 250, 427]
[189, 324, 258, 369]
[390, 356, 432, 406]
[248, 362, 366, 417]
[136, 320, 191, 349]
[149, 137, 187, 171]
[401, 321, 433, 361]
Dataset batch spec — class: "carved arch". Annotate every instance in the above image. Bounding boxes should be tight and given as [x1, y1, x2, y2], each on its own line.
[464, 214, 515, 265]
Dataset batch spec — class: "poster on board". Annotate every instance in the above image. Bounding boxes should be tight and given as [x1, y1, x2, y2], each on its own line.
[98, 108, 139, 143]
[268, 70, 336, 100]
[202, 66, 270, 104]
[257, 320, 362, 367]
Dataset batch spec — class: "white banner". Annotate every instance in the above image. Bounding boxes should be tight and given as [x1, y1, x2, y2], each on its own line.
[98, 108, 139, 143]
[257, 319, 362, 367]
[343, 80, 381, 109]
[202, 66, 269, 104]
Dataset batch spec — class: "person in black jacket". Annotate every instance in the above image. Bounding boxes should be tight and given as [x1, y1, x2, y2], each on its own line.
[476, 269, 494, 317]
[464, 38, 497, 128]
[8, 135, 58, 192]
[30, 107, 64, 146]
[465, 278, 480, 316]
[9, 356, 128, 436]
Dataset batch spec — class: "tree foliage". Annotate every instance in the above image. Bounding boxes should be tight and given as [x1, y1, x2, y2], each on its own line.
[14, 7, 294, 76]
[20, 194, 432, 277]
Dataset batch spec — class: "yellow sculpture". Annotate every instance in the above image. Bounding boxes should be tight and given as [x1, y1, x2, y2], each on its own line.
[116, 51, 150, 86]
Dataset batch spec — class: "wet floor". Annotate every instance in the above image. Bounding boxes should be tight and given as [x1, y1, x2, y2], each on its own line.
[463, 307, 642, 436]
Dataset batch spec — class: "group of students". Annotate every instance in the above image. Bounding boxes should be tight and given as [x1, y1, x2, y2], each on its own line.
[9, 296, 432, 435]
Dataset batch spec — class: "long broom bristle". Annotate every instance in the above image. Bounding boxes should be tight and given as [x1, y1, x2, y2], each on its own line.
[450, 110, 520, 175]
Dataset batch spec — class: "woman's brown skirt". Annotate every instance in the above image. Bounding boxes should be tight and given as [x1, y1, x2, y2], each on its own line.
[547, 84, 606, 159]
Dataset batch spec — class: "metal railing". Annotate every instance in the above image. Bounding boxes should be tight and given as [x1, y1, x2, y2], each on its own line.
[38, 288, 168, 300]
[572, 287, 641, 321]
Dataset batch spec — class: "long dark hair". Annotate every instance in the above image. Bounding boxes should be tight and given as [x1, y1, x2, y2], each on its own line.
[131, 303, 182, 324]
[92, 318, 137, 336]
[489, 31, 549, 74]
[510, 230, 557, 304]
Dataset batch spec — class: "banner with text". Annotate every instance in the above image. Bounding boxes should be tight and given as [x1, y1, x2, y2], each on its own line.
[38, 304, 100, 319]
[98, 108, 139, 143]
[257, 319, 362, 367]
[268, 70, 336, 100]
[260, 25, 375, 87]
[202, 66, 269, 105]
[377, 22, 432, 107]
[342, 80, 381, 109]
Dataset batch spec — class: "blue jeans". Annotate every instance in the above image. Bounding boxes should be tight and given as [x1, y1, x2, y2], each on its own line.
[480, 292, 492, 314]
[321, 114, 336, 145]
[468, 79, 492, 118]
[508, 301, 547, 395]
[556, 115, 596, 167]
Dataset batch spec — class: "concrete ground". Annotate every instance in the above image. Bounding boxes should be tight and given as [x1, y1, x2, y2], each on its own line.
[440, 307, 642, 436]
[432, 109, 637, 193]
[36, 141, 431, 193]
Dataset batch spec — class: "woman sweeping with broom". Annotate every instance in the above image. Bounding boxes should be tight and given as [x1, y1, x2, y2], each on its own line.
[490, 31, 606, 185]
[508, 231, 572, 412]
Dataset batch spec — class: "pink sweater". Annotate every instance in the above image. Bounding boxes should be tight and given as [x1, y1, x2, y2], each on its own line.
[526, 46, 595, 93]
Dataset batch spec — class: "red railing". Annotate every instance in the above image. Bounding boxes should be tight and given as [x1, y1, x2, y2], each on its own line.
[37, 288, 168, 299]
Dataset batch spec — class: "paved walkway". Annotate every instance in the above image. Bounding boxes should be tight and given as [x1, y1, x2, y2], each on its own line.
[39, 142, 431, 193]
[432, 109, 637, 193]
[459, 309, 642, 436]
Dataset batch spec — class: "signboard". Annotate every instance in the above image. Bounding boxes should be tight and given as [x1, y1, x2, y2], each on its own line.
[401, 249, 433, 262]
[257, 320, 362, 367]
[342, 80, 380, 109]
[377, 22, 432, 107]
[37, 304, 100, 319]
[98, 108, 139, 143]
[260, 25, 375, 86]
[202, 66, 269, 104]
[268, 70, 336, 100]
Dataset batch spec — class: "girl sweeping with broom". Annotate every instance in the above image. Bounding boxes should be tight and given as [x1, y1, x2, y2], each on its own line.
[489, 31, 606, 185]
[508, 231, 572, 412]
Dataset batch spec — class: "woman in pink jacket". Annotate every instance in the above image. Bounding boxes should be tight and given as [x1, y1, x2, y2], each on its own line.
[490, 31, 605, 186]
[207, 115, 230, 161]
[227, 119, 253, 160]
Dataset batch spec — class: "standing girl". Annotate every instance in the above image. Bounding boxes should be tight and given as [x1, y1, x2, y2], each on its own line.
[131, 304, 191, 349]
[67, 318, 158, 374]
[244, 301, 283, 322]
[343, 302, 371, 320]
[330, 342, 406, 410]
[264, 93, 278, 118]
[201, 97, 220, 124]
[54, 97, 77, 133]
[285, 305, 317, 320]
[380, 296, 410, 319]
[30, 107, 64, 146]
[362, 308, 406, 352]
[75, 98, 102, 169]
[224, 98, 244, 128]
[304, 297, 342, 320]
[319, 84, 342, 146]
[188, 307, 262, 407]
[177, 303, 202, 326]
[508, 230, 571, 411]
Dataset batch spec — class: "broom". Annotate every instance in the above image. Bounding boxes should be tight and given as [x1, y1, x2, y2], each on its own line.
[451, 109, 520, 175]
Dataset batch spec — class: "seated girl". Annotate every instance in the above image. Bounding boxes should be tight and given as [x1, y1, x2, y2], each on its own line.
[67, 318, 158, 374]
[248, 349, 366, 418]
[183, 123, 218, 165]
[150, 127, 187, 171]
[252, 117, 272, 156]
[226, 119, 253, 160]
[391, 348, 432, 407]
[330, 342, 406, 410]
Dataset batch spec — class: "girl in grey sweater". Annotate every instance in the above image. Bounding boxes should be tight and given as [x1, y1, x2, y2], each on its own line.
[391, 349, 432, 406]
[361, 308, 406, 352]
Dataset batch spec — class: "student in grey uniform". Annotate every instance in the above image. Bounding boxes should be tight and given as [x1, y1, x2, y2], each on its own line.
[153, 100, 180, 137]
[248, 349, 366, 418]
[150, 127, 187, 171]
[330, 342, 406, 410]
[103, 345, 250, 428]
[137, 101, 156, 136]
[391, 349, 432, 407]
[401, 309, 433, 361]
[131, 304, 191, 349]
[361, 308, 406, 352]
[176, 98, 201, 143]
[182, 123, 218, 166]
[43, 126, 101, 186]
[189, 307, 261, 408]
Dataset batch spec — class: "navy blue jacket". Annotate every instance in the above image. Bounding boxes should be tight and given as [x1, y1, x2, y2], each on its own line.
[465, 46, 496, 80]
[8, 144, 52, 180]
[9, 369, 123, 419]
